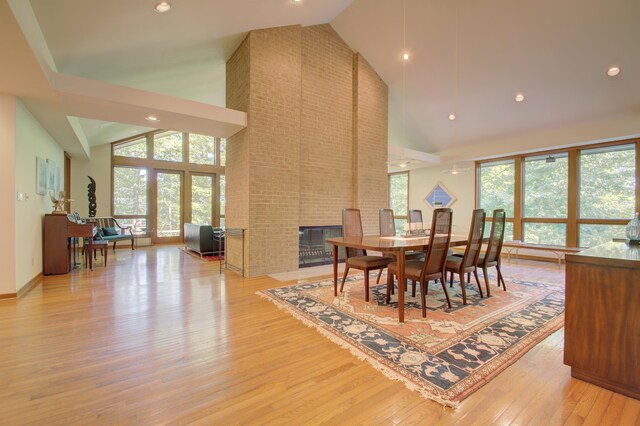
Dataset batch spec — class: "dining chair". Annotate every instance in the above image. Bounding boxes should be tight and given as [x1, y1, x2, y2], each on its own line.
[445, 209, 486, 305]
[409, 209, 424, 230]
[478, 209, 507, 295]
[376, 209, 425, 288]
[386, 208, 453, 318]
[340, 208, 393, 302]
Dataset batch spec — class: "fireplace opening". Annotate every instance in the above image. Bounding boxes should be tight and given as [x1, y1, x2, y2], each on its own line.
[299, 226, 344, 268]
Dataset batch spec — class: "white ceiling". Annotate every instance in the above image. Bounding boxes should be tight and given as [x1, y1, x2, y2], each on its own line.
[16, 0, 640, 154]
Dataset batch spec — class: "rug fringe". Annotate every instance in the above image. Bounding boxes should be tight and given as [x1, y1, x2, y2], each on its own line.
[256, 290, 459, 409]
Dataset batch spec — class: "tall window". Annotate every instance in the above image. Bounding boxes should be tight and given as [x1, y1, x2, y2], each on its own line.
[523, 154, 568, 245]
[476, 140, 639, 248]
[113, 167, 148, 234]
[579, 144, 636, 247]
[189, 134, 215, 165]
[113, 137, 146, 158]
[220, 174, 226, 228]
[389, 172, 409, 234]
[478, 160, 515, 241]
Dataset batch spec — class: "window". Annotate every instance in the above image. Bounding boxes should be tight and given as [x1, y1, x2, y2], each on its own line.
[113, 167, 147, 216]
[220, 138, 226, 166]
[478, 160, 515, 217]
[113, 137, 147, 158]
[189, 134, 215, 165]
[191, 174, 213, 225]
[389, 172, 409, 234]
[154, 131, 183, 162]
[476, 140, 639, 248]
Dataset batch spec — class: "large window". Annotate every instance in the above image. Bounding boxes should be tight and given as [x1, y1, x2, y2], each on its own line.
[389, 172, 409, 234]
[112, 131, 225, 242]
[476, 140, 639, 248]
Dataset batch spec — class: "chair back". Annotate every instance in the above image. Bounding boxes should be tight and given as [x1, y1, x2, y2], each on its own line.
[409, 209, 423, 224]
[379, 209, 396, 237]
[422, 208, 453, 277]
[342, 208, 365, 257]
[461, 209, 486, 268]
[484, 209, 506, 264]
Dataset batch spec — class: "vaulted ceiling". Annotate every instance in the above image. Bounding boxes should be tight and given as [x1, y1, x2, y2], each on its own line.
[9, 0, 640, 158]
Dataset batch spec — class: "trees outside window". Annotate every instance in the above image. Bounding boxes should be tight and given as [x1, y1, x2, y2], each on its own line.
[476, 140, 639, 248]
[154, 131, 183, 162]
[389, 172, 409, 234]
[190, 134, 215, 165]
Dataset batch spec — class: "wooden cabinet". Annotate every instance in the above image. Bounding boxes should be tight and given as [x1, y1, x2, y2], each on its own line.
[564, 242, 640, 399]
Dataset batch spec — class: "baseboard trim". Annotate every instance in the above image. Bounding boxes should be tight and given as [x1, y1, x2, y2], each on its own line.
[0, 292, 17, 300]
[17, 273, 42, 298]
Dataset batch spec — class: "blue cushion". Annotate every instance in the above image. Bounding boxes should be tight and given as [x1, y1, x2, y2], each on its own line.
[102, 226, 119, 236]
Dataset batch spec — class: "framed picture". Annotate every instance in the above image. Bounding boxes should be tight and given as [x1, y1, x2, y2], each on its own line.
[36, 157, 47, 195]
[47, 159, 56, 192]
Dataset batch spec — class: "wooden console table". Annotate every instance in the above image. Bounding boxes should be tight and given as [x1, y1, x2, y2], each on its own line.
[564, 241, 640, 399]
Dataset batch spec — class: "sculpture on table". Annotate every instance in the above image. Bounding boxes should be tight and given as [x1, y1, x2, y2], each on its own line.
[88, 176, 97, 217]
[50, 191, 73, 214]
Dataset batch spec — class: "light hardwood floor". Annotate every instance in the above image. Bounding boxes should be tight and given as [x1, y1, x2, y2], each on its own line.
[1, 247, 638, 425]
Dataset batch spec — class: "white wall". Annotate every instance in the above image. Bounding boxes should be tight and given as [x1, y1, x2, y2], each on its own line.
[70, 144, 111, 217]
[0, 95, 17, 296]
[14, 100, 65, 291]
[408, 161, 475, 236]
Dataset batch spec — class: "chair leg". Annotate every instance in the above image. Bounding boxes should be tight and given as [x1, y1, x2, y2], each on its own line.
[376, 268, 383, 284]
[449, 271, 454, 288]
[439, 277, 452, 309]
[386, 272, 393, 304]
[131, 238, 135, 250]
[412, 280, 417, 298]
[473, 269, 484, 298]
[467, 272, 471, 283]
[459, 272, 468, 305]
[420, 280, 427, 318]
[482, 266, 491, 297]
[364, 269, 370, 302]
[340, 266, 350, 293]
[497, 265, 507, 291]
[104, 248, 108, 267]
[113, 241, 117, 252]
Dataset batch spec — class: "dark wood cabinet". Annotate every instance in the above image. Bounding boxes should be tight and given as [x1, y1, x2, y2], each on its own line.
[564, 242, 640, 399]
[43, 214, 94, 275]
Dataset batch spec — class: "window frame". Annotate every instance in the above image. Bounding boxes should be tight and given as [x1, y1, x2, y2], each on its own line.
[111, 130, 226, 244]
[475, 138, 640, 247]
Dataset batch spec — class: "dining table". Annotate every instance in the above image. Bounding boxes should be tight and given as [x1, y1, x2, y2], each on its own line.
[325, 234, 472, 323]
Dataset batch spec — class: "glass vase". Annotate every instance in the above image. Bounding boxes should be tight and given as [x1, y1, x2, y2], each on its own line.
[626, 212, 640, 244]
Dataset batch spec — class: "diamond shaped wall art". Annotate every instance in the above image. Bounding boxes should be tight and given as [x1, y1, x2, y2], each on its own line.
[424, 182, 456, 209]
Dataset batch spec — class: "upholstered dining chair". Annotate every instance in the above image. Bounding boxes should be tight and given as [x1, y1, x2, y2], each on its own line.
[340, 208, 393, 302]
[386, 208, 453, 318]
[478, 209, 507, 295]
[409, 209, 424, 229]
[445, 209, 486, 305]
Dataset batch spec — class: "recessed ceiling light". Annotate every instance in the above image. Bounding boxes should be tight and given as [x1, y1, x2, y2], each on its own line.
[515, 93, 525, 102]
[402, 52, 410, 61]
[145, 115, 160, 122]
[398, 162, 408, 168]
[292, 0, 302, 3]
[448, 114, 456, 121]
[607, 66, 621, 77]
[154, 2, 172, 13]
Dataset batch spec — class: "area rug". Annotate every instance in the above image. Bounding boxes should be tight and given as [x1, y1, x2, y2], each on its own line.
[178, 247, 224, 262]
[258, 273, 564, 407]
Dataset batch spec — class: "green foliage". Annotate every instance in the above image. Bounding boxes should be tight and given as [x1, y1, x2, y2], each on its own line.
[524, 156, 568, 218]
[114, 138, 146, 158]
[157, 173, 181, 237]
[580, 148, 635, 219]
[389, 173, 408, 215]
[154, 132, 183, 162]
[479, 162, 515, 217]
[189, 134, 215, 165]
[191, 175, 213, 225]
[113, 167, 147, 215]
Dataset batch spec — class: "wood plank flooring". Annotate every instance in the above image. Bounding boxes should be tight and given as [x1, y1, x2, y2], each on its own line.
[0, 247, 638, 425]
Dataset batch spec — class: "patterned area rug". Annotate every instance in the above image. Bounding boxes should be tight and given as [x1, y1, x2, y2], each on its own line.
[258, 273, 564, 407]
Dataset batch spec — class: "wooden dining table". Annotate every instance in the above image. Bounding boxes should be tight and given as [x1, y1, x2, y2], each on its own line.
[325, 234, 471, 323]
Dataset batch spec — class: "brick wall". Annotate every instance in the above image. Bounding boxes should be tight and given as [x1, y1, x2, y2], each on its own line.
[300, 25, 354, 227]
[354, 54, 389, 235]
[226, 25, 388, 277]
